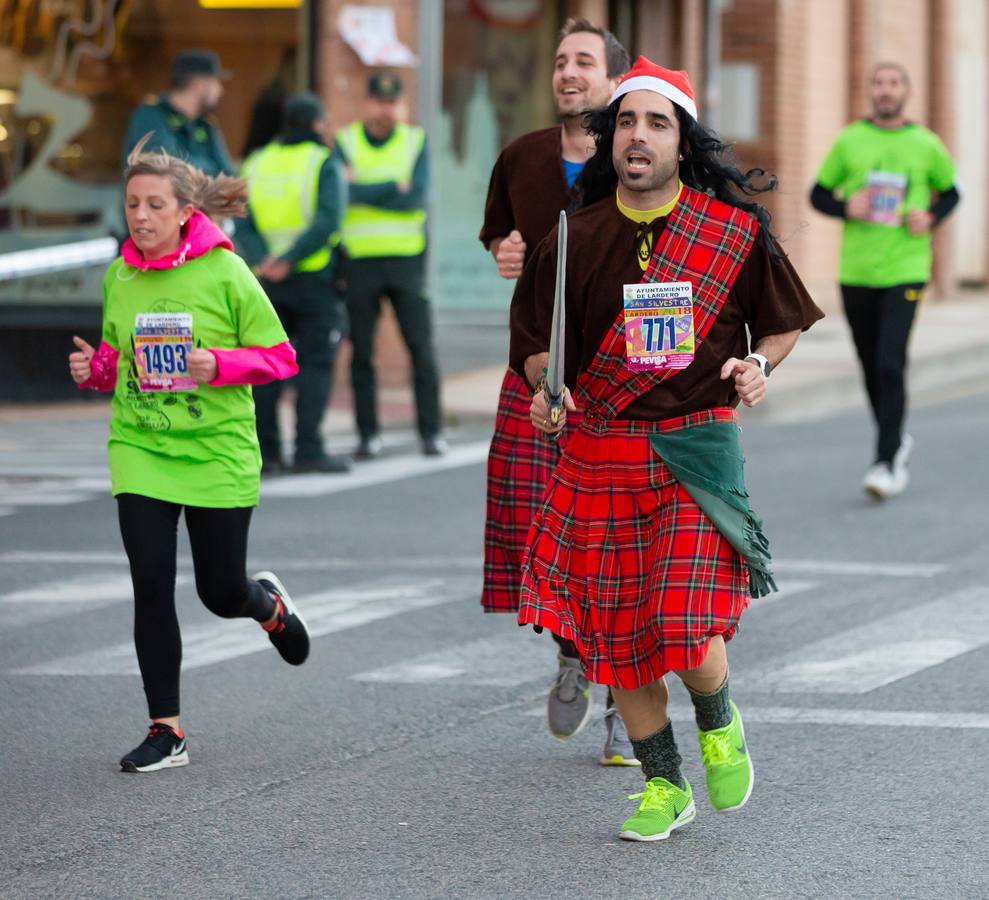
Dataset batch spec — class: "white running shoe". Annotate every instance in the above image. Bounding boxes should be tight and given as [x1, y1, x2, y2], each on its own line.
[863, 462, 909, 500]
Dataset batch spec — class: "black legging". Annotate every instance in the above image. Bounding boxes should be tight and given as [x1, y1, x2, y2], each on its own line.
[117, 493, 276, 719]
[841, 282, 923, 464]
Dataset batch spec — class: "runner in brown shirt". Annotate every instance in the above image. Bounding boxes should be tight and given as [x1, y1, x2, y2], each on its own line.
[478, 19, 634, 765]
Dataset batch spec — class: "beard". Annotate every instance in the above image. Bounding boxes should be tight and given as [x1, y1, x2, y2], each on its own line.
[873, 97, 905, 120]
[616, 144, 679, 194]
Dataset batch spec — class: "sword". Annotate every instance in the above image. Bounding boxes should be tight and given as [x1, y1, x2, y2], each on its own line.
[545, 211, 567, 436]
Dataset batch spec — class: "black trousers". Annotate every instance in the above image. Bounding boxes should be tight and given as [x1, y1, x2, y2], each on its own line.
[117, 493, 275, 719]
[841, 282, 924, 463]
[344, 254, 441, 440]
[254, 273, 345, 463]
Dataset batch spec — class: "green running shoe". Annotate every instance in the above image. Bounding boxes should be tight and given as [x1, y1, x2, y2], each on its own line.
[619, 777, 695, 842]
[698, 701, 754, 812]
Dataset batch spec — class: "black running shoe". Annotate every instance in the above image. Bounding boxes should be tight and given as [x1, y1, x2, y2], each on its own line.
[120, 722, 189, 773]
[254, 571, 310, 665]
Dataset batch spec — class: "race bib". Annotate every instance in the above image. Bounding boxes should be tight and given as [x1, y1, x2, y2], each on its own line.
[623, 280, 695, 371]
[866, 171, 907, 226]
[134, 312, 196, 392]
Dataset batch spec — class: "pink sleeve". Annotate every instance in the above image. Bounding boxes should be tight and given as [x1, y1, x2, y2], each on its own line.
[77, 341, 119, 392]
[208, 340, 299, 387]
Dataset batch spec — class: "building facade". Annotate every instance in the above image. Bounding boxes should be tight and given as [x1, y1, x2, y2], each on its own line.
[0, 0, 984, 397]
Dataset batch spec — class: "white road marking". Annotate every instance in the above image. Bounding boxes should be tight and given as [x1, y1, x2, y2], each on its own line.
[743, 586, 989, 694]
[12, 579, 462, 676]
[772, 559, 946, 578]
[0, 551, 484, 571]
[520, 703, 989, 730]
[749, 579, 817, 607]
[353, 632, 551, 687]
[1, 573, 137, 603]
[260, 441, 490, 498]
[0, 573, 191, 629]
[351, 579, 817, 687]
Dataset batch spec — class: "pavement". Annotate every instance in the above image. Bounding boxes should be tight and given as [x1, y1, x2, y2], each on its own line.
[2, 378, 989, 897]
[329, 287, 989, 440]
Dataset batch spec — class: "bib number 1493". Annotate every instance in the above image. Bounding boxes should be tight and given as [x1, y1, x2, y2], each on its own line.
[134, 312, 197, 392]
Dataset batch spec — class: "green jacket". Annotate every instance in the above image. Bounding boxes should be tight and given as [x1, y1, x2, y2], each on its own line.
[122, 96, 233, 176]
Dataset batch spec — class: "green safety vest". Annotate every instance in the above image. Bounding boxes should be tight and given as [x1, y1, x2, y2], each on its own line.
[242, 141, 336, 273]
[337, 122, 426, 258]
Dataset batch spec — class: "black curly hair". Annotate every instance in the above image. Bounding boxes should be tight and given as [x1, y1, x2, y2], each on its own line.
[575, 99, 781, 255]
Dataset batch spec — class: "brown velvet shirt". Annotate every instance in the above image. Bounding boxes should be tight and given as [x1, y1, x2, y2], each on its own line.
[509, 196, 825, 421]
[479, 126, 577, 258]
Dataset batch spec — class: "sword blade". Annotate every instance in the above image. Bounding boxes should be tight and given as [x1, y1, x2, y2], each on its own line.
[546, 210, 567, 424]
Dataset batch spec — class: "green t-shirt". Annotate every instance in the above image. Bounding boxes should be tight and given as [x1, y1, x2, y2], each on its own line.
[816, 120, 956, 287]
[101, 249, 288, 507]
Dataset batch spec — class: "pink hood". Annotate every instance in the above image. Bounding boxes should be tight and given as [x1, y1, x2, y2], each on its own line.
[121, 210, 233, 271]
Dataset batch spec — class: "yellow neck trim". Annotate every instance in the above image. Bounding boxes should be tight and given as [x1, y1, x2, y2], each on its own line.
[616, 182, 683, 223]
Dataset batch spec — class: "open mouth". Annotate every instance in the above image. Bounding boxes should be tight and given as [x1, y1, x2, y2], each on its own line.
[558, 84, 584, 98]
[626, 152, 652, 172]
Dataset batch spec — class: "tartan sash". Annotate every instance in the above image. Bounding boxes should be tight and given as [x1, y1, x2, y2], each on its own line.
[575, 187, 758, 421]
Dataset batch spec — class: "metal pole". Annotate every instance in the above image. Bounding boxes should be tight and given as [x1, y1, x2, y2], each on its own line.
[417, 0, 443, 302]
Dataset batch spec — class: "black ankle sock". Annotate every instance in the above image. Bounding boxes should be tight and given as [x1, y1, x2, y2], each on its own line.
[687, 673, 732, 732]
[630, 721, 683, 788]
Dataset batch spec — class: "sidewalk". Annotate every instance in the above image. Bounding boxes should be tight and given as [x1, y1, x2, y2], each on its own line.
[322, 288, 989, 435]
[2, 290, 987, 436]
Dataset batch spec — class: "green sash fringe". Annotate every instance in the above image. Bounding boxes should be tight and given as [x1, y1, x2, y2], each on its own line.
[649, 420, 777, 599]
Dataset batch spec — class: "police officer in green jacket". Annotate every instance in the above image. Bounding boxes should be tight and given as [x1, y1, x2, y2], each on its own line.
[238, 93, 351, 474]
[121, 49, 234, 176]
[333, 73, 445, 459]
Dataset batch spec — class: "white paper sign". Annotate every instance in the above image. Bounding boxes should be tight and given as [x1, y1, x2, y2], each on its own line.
[338, 5, 418, 67]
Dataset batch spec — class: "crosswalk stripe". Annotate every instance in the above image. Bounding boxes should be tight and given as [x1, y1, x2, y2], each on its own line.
[11, 579, 462, 676]
[742, 585, 989, 694]
[520, 703, 989, 731]
[350, 579, 818, 687]
[353, 632, 550, 687]
[772, 559, 946, 578]
[260, 441, 491, 498]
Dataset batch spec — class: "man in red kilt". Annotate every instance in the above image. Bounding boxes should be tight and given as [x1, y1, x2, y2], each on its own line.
[511, 57, 823, 841]
[479, 19, 636, 761]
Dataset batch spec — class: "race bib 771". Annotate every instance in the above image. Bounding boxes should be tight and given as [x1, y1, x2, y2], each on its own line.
[623, 280, 695, 371]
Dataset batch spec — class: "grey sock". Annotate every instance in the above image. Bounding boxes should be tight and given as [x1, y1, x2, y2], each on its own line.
[687, 673, 732, 732]
[630, 721, 683, 788]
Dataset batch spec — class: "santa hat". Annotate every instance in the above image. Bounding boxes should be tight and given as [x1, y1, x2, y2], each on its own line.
[608, 56, 697, 120]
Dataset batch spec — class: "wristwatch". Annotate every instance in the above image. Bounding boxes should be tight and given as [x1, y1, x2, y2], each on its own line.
[745, 353, 772, 378]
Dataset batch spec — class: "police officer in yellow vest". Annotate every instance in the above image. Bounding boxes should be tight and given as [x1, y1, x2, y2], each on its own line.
[333, 73, 445, 458]
[238, 93, 351, 474]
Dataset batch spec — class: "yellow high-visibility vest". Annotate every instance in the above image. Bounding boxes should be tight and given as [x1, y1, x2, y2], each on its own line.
[242, 141, 337, 273]
[337, 122, 426, 258]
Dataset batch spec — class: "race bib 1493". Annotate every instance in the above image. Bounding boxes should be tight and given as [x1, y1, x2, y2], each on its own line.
[134, 312, 197, 392]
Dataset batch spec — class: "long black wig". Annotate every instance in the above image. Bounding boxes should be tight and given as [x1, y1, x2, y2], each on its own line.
[574, 100, 781, 256]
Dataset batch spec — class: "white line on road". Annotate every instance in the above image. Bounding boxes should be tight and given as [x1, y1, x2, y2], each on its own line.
[12, 579, 463, 676]
[352, 579, 818, 687]
[520, 703, 989, 730]
[772, 559, 947, 578]
[353, 632, 551, 687]
[748, 579, 817, 607]
[743, 585, 989, 694]
[259, 441, 490, 498]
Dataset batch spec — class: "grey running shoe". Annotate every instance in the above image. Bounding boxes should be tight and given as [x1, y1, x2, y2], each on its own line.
[600, 707, 641, 767]
[547, 654, 593, 739]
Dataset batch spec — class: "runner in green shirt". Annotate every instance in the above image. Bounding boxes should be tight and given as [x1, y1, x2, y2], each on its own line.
[811, 61, 959, 500]
[69, 138, 310, 773]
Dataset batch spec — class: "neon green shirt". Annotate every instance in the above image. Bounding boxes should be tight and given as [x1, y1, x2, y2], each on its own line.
[100, 249, 288, 507]
[816, 120, 956, 287]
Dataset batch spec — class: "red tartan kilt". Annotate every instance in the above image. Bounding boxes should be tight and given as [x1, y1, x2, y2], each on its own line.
[482, 368, 581, 612]
[518, 407, 749, 688]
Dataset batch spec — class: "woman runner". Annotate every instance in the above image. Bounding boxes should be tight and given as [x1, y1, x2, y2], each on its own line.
[69, 136, 310, 773]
